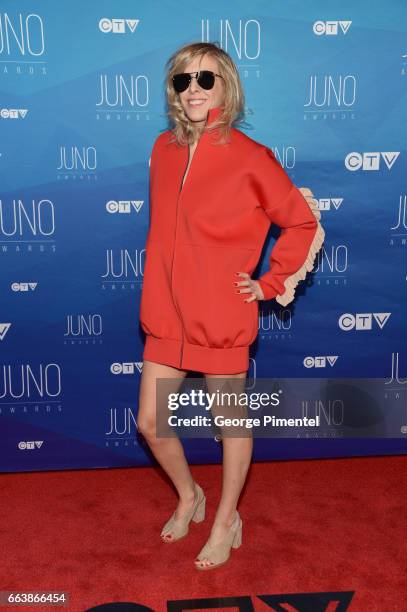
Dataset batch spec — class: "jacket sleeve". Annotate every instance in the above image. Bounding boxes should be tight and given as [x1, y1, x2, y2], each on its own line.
[251, 145, 325, 306]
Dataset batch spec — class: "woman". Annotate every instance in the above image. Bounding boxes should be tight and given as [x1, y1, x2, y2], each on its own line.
[137, 42, 325, 570]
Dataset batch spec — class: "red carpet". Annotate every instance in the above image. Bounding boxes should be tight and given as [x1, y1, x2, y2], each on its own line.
[1, 456, 406, 611]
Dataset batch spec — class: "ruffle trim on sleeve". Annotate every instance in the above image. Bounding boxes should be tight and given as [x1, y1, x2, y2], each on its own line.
[275, 198, 325, 307]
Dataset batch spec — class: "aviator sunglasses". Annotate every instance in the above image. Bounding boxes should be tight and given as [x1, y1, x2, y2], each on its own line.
[172, 70, 224, 93]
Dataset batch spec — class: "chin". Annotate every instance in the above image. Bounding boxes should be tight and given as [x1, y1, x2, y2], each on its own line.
[185, 110, 206, 122]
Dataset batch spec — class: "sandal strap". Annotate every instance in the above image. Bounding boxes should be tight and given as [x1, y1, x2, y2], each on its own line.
[196, 511, 241, 564]
[161, 482, 204, 539]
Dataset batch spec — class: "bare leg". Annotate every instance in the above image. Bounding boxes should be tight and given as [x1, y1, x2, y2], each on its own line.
[194, 370, 252, 568]
[137, 359, 197, 541]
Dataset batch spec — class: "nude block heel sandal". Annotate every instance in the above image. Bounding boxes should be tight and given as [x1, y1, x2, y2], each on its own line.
[195, 510, 243, 570]
[160, 482, 206, 542]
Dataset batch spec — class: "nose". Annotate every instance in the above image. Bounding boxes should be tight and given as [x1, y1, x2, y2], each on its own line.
[188, 75, 201, 93]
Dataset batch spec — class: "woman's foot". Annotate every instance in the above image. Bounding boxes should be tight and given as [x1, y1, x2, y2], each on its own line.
[161, 482, 206, 542]
[194, 510, 242, 569]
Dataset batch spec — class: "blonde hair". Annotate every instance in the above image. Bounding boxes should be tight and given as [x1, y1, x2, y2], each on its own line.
[163, 42, 245, 146]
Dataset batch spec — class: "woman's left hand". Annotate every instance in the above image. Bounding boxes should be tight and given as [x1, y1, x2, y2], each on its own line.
[234, 273, 264, 302]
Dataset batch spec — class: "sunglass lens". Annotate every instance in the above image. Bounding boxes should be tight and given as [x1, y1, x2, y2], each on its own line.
[173, 74, 190, 93]
[198, 71, 215, 90]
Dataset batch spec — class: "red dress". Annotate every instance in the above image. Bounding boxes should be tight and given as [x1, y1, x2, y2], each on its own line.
[139, 105, 325, 374]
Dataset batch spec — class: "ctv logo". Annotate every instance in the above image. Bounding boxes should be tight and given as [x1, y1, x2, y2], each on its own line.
[99, 18, 139, 34]
[86, 591, 355, 610]
[304, 356, 339, 368]
[18, 441, 44, 449]
[0, 108, 28, 119]
[11, 283, 38, 291]
[313, 21, 352, 35]
[339, 313, 391, 331]
[317, 198, 343, 211]
[111, 362, 143, 374]
[0, 323, 11, 341]
[345, 151, 399, 171]
[106, 200, 144, 213]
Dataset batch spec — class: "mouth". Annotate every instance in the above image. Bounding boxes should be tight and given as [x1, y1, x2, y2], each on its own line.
[187, 99, 207, 107]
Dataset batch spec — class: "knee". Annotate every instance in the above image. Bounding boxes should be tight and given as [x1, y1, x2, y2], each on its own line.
[136, 417, 157, 440]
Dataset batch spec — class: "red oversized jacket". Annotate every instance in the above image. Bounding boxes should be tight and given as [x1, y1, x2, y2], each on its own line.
[139, 105, 325, 374]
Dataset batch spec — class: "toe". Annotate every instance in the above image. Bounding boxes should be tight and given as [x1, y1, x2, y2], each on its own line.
[195, 557, 212, 567]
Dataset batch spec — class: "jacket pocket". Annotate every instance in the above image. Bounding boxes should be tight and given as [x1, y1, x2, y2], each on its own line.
[139, 240, 181, 341]
[173, 244, 258, 348]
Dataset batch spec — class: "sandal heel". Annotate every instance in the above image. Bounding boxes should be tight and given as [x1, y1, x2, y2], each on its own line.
[192, 496, 206, 523]
[232, 520, 242, 548]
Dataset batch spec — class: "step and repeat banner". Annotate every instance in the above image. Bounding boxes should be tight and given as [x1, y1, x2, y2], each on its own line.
[1, 1, 406, 472]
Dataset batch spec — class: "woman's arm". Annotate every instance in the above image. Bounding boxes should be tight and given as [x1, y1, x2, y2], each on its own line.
[251, 146, 325, 306]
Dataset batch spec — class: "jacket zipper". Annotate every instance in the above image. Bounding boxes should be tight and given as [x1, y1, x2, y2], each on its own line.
[170, 144, 190, 369]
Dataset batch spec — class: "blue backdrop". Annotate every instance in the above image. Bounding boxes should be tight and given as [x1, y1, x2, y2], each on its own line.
[1, 1, 406, 472]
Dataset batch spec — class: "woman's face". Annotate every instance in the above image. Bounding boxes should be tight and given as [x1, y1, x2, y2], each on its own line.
[177, 54, 225, 128]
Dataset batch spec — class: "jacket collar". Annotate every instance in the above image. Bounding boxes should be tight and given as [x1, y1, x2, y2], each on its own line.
[199, 105, 224, 145]
[168, 105, 224, 148]
[206, 105, 223, 125]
